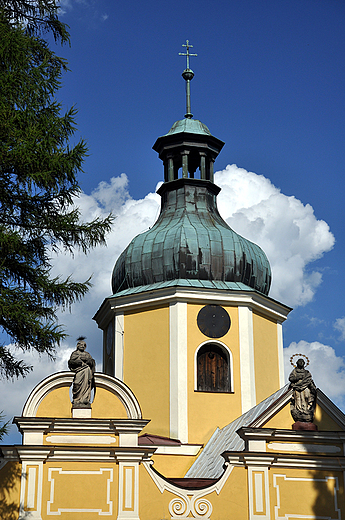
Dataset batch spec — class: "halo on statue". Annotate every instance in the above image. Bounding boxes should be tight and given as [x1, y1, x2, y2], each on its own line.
[289, 353, 310, 368]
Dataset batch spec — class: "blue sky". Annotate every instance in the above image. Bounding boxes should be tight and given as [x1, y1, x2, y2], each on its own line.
[2, 0, 345, 442]
[56, 0, 344, 350]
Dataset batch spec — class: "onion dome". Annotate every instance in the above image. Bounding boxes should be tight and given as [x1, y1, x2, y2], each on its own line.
[111, 41, 271, 296]
[112, 176, 271, 295]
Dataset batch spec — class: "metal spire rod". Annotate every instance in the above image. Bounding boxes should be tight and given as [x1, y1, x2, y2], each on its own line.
[179, 40, 197, 119]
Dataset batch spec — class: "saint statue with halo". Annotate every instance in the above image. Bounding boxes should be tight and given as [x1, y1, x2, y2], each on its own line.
[289, 355, 316, 424]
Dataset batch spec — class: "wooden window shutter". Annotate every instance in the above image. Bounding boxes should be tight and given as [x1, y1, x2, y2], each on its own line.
[197, 344, 230, 393]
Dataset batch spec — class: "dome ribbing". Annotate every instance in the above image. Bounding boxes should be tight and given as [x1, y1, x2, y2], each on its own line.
[112, 178, 271, 295]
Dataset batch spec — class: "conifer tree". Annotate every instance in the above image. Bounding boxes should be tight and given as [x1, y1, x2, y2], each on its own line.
[0, 12, 113, 379]
[0, 0, 69, 42]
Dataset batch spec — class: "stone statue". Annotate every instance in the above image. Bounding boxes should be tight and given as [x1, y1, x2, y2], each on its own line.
[289, 358, 317, 423]
[68, 339, 96, 407]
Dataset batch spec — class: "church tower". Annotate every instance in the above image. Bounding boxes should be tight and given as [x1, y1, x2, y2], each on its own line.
[94, 41, 291, 445]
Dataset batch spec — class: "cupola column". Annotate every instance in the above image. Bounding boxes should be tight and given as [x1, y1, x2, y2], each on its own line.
[200, 153, 206, 180]
[209, 159, 214, 183]
[182, 151, 189, 179]
[167, 155, 174, 182]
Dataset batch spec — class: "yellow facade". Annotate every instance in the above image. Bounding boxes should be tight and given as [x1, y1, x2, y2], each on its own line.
[1, 362, 345, 519]
[187, 304, 242, 444]
[124, 305, 170, 437]
[253, 311, 281, 403]
[41, 462, 119, 520]
[104, 292, 288, 447]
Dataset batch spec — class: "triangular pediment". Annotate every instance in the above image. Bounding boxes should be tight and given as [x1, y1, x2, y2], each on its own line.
[250, 388, 345, 432]
[186, 385, 345, 479]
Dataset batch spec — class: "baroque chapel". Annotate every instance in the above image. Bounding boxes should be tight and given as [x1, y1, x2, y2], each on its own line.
[1, 42, 345, 520]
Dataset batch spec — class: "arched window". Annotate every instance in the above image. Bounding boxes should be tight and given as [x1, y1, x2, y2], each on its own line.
[197, 343, 231, 393]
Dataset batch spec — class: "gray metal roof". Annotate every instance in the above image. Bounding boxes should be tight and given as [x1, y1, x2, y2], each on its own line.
[185, 385, 289, 479]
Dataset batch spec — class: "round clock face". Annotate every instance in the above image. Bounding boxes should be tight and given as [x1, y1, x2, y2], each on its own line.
[197, 305, 231, 338]
[106, 321, 113, 355]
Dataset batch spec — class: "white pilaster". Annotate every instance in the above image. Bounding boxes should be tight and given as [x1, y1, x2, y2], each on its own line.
[277, 321, 285, 388]
[19, 461, 43, 520]
[117, 461, 139, 520]
[238, 306, 256, 413]
[248, 466, 270, 519]
[115, 313, 124, 380]
[169, 301, 188, 443]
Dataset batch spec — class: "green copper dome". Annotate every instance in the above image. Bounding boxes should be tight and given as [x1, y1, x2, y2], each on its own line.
[166, 118, 211, 136]
[112, 109, 271, 296]
[112, 178, 271, 295]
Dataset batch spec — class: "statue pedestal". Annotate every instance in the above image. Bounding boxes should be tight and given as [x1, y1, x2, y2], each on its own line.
[72, 407, 92, 419]
[292, 421, 318, 431]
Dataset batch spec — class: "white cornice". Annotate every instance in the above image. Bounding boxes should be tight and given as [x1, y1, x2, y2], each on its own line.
[14, 417, 149, 436]
[238, 427, 345, 447]
[1, 445, 156, 463]
[94, 286, 291, 329]
[224, 451, 345, 470]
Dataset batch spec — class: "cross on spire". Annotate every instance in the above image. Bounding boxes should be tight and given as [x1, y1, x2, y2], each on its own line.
[179, 40, 197, 119]
[179, 39, 197, 70]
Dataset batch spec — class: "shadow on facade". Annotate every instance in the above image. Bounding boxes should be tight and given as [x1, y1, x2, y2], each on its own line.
[0, 462, 24, 520]
[310, 468, 343, 519]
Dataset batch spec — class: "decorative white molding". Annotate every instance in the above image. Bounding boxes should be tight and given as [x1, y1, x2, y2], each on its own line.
[169, 496, 213, 520]
[45, 435, 117, 445]
[247, 389, 291, 428]
[153, 445, 202, 456]
[22, 372, 73, 417]
[94, 286, 291, 330]
[8, 445, 155, 464]
[169, 301, 188, 443]
[267, 442, 341, 454]
[248, 440, 266, 452]
[47, 467, 113, 515]
[273, 474, 340, 520]
[193, 340, 234, 392]
[27, 466, 36, 509]
[239, 426, 345, 444]
[238, 306, 256, 413]
[225, 451, 345, 471]
[248, 466, 270, 519]
[277, 322, 285, 388]
[72, 407, 91, 418]
[19, 461, 43, 520]
[23, 431, 44, 445]
[118, 462, 139, 520]
[143, 460, 234, 514]
[22, 371, 142, 420]
[115, 313, 124, 380]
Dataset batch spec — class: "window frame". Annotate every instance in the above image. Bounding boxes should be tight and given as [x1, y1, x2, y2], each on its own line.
[194, 340, 234, 393]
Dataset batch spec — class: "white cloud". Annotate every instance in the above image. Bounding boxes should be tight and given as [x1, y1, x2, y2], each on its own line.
[58, 0, 73, 15]
[215, 164, 335, 307]
[284, 341, 345, 410]
[101, 13, 109, 21]
[334, 317, 345, 341]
